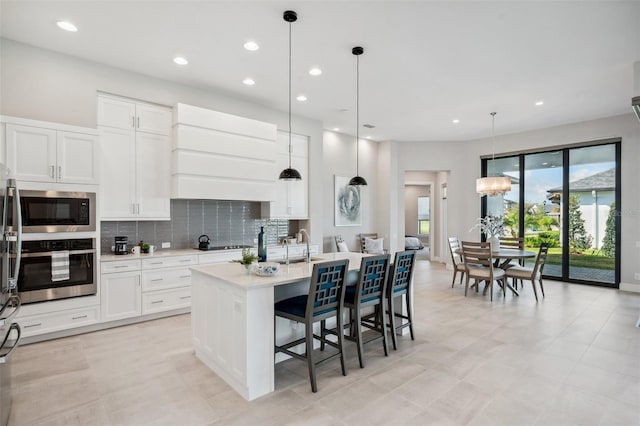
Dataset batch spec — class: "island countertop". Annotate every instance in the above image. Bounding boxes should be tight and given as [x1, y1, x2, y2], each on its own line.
[189, 252, 369, 290]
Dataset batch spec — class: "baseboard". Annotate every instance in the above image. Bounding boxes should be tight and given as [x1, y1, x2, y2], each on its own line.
[619, 282, 640, 293]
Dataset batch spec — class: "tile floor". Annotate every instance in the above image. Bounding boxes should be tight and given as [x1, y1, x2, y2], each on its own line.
[9, 261, 640, 426]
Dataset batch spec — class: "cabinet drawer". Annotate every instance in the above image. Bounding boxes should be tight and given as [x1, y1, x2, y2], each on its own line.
[101, 259, 141, 274]
[141, 267, 191, 292]
[142, 288, 191, 315]
[18, 306, 100, 337]
[142, 255, 197, 270]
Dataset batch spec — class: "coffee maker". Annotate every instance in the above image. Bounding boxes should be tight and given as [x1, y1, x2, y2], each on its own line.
[114, 236, 128, 255]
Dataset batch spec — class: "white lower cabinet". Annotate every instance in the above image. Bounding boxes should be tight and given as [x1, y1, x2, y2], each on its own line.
[101, 254, 196, 323]
[101, 269, 142, 322]
[18, 305, 101, 338]
[142, 287, 191, 315]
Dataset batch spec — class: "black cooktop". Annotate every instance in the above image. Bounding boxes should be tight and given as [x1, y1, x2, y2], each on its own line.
[195, 245, 252, 251]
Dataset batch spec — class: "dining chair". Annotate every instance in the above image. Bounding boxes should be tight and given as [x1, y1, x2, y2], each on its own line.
[274, 259, 349, 393]
[448, 236, 466, 287]
[505, 243, 550, 301]
[359, 233, 387, 254]
[340, 254, 390, 368]
[461, 241, 506, 301]
[386, 250, 417, 350]
[499, 236, 526, 265]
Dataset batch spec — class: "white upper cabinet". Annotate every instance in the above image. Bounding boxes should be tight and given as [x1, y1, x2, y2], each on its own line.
[98, 95, 171, 220]
[262, 131, 309, 219]
[97, 96, 170, 136]
[4, 119, 98, 184]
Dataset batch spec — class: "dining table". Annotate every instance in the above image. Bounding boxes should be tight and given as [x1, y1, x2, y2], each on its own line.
[456, 247, 536, 296]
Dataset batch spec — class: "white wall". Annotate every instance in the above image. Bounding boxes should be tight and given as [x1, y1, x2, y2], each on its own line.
[322, 130, 378, 252]
[394, 113, 640, 290]
[0, 38, 325, 246]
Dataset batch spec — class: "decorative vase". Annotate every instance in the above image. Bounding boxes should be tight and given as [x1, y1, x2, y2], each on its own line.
[488, 236, 500, 250]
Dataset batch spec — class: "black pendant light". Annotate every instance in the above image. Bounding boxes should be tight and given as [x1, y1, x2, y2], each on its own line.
[348, 46, 367, 186]
[278, 10, 302, 181]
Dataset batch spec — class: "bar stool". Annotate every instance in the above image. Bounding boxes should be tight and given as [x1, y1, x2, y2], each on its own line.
[342, 254, 391, 368]
[386, 250, 417, 350]
[274, 259, 349, 393]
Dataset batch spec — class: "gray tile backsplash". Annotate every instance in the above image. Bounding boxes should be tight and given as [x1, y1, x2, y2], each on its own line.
[101, 200, 292, 253]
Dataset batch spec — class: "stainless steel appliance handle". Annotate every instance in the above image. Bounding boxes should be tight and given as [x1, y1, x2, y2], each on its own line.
[0, 295, 21, 327]
[7, 181, 21, 291]
[19, 248, 96, 258]
[0, 323, 21, 364]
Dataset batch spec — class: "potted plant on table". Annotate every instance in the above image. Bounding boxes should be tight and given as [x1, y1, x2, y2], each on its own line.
[141, 242, 151, 254]
[233, 248, 259, 272]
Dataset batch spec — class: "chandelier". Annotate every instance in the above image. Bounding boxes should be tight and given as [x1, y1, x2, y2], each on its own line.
[476, 112, 511, 196]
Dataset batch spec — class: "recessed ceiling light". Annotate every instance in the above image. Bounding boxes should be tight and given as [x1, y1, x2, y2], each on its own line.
[56, 21, 77, 32]
[542, 162, 549, 166]
[333, 127, 340, 131]
[366, 136, 372, 139]
[309, 67, 322, 76]
[296, 95, 307, 102]
[244, 41, 259, 51]
[243, 78, 255, 86]
[452, 119, 460, 124]
[535, 100, 544, 106]
[173, 57, 188, 65]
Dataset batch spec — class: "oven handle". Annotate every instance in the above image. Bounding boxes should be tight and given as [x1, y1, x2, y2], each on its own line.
[19, 249, 96, 258]
[0, 295, 21, 327]
[6, 180, 21, 292]
[0, 323, 21, 364]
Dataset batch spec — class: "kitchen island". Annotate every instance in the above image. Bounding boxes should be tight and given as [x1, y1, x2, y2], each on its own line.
[189, 252, 368, 400]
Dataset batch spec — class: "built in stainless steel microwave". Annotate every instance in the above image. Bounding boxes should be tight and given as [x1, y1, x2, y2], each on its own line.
[10, 190, 96, 233]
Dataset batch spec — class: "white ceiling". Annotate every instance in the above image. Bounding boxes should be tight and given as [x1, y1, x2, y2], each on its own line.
[1, 1, 638, 142]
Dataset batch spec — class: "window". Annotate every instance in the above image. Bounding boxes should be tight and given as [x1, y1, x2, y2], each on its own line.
[418, 196, 430, 235]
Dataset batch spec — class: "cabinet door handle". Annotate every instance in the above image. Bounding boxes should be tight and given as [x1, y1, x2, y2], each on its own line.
[149, 262, 163, 265]
[50, 165, 55, 179]
[24, 323, 42, 328]
[151, 278, 163, 282]
[179, 275, 190, 279]
[151, 300, 164, 304]
[113, 265, 128, 269]
[179, 259, 191, 263]
[72, 315, 88, 320]
[58, 166, 62, 180]
[179, 296, 191, 300]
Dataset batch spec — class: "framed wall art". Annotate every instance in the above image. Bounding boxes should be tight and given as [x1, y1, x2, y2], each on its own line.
[335, 175, 362, 226]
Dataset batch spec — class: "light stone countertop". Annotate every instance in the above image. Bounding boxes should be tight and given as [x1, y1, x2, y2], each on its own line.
[189, 252, 369, 290]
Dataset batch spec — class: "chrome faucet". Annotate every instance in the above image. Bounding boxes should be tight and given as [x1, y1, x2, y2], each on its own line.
[299, 229, 310, 262]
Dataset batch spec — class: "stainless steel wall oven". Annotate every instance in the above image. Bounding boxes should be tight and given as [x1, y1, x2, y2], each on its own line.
[16, 238, 96, 304]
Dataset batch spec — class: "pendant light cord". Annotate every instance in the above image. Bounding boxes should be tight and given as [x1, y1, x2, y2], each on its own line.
[491, 111, 497, 161]
[288, 21, 292, 170]
[356, 53, 360, 176]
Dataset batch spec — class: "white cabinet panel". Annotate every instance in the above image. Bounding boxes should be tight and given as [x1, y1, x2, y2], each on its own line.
[6, 124, 57, 182]
[141, 255, 197, 270]
[97, 96, 136, 130]
[142, 267, 191, 292]
[136, 104, 171, 136]
[142, 287, 191, 315]
[101, 270, 141, 322]
[135, 132, 170, 219]
[18, 306, 101, 338]
[100, 259, 140, 274]
[99, 126, 137, 219]
[57, 131, 99, 184]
